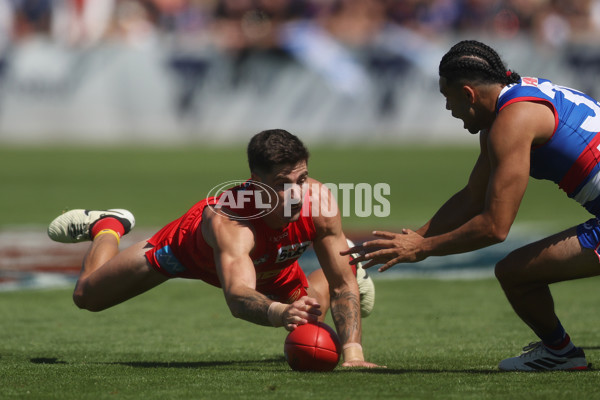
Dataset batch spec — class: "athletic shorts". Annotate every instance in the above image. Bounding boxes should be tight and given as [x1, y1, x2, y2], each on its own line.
[577, 218, 600, 259]
[259, 269, 309, 304]
[146, 243, 309, 304]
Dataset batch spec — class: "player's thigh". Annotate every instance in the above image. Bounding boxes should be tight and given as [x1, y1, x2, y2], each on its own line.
[85, 240, 168, 291]
[496, 227, 600, 285]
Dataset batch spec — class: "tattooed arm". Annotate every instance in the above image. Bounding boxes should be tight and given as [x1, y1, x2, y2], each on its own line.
[202, 207, 321, 328]
[312, 226, 363, 350]
[310, 179, 381, 368]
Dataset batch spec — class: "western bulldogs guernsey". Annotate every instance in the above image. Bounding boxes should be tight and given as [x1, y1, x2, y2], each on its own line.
[145, 182, 317, 294]
[497, 77, 600, 216]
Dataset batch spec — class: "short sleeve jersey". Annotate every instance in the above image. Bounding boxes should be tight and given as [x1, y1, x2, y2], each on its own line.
[497, 77, 600, 216]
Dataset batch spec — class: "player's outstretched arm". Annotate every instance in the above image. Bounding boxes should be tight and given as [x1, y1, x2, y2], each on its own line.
[310, 180, 384, 368]
[340, 134, 493, 271]
[204, 209, 322, 329]
[343, 116, 532, 272]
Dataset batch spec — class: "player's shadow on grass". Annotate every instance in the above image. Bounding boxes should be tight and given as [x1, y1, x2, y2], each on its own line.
[29, 357, 286, 369]
[30, 358, 67, 364]
[582, 346, 600, 350]
[111, 361, 506, 374]
[110, 358, 285, 369]
[353, 368, 504, 375]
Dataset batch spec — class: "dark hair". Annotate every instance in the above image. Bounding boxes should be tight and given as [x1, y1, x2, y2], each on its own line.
[439, 40, 521, 86]
[247, 129, 309, 174]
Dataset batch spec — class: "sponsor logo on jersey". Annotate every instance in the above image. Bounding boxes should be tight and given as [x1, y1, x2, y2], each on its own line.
[256, 268, 284, 280]
[287, 287, 304, 303]
[276, 241, 311, 263]
[253, 253, 269, 265]
[521, 77, 538, 87]
[269, 232, 289, 242]
[155, 245, 187, 275]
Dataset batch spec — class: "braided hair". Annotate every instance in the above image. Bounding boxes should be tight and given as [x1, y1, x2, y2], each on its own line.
[439, 40, 521, 86]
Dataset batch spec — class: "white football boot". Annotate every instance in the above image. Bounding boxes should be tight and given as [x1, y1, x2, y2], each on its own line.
[48, 209, 135, 243]
[347, 239, 375, 318]
[498, 341, 589, 371]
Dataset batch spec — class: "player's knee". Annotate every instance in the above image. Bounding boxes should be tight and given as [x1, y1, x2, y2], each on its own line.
[72, 290, 89, 310]
[72, 286, 104, 312]
[494, 253, 520, 286]
[495, 254, 511, 281]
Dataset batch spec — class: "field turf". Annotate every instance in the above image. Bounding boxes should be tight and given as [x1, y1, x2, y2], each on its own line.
[1, 145, 599, 399]
[0, 144, 590, 230]
[2, 278, 600, 399]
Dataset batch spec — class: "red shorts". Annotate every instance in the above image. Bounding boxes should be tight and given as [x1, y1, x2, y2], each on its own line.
[256, 261, 309, 304]
[145, 243, 309, 304]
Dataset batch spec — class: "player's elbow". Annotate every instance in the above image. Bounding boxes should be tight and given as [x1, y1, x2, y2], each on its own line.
[489, 222, 510, 243]
[488, 227, 508, 244]
[483, 216, 510, 244]
[228, 304, 243, 319]
[224, 296, 245, 319]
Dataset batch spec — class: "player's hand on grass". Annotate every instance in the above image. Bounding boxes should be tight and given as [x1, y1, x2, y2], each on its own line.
[341, 360, 386, 368]
[341, 229, 425, 272]
[283, 296, 322, 331]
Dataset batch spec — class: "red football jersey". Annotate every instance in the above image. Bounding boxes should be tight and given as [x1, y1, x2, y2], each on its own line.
[145, 182, 317, 300]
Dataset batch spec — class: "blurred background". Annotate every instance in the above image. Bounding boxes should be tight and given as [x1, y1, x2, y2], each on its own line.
[3, 0, 600, 286]
[1, 0, 600, 145]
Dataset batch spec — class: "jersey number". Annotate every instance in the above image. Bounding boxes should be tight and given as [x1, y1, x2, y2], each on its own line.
[539, 81, 600, 133]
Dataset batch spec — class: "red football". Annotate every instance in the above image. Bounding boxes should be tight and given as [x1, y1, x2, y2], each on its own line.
[284, 322, 342, 371]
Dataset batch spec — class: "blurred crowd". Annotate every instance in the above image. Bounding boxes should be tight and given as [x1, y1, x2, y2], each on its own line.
[0, 0, 599, 139]
[1, 0, 599, 54]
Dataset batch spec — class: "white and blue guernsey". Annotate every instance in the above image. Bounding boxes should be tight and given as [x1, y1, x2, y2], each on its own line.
[497, 77, 600, 217]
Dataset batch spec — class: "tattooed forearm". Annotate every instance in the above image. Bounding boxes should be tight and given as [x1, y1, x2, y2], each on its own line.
[330, 289, 361, 343]
[228, 292, 273, 326]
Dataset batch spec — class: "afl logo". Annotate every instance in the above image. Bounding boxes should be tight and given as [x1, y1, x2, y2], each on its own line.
[206, 180, 279, 221]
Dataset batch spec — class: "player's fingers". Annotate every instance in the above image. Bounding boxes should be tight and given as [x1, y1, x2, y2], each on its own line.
[361, 259, 379, 270]
[372, 230, 396, 239]
[301, 296, 321, 308]
[378, 264, 391, 272]
[360, 247, 393, 260]
[347, 254, 363, 265]
[287, 313, 309, 327]
[298, 301, 322, 316]
[360, 239, 396, 250]
[304, 313, 319, 323]
[378, 258, 401, 272]
[340, 244, 364, 256]
[306, 308, 322, 317]
[359, 248, 402, 270]
[341, 360, 387, 368]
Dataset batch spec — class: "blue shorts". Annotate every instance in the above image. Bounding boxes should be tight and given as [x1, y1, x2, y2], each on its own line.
[577, 218, 600, 258]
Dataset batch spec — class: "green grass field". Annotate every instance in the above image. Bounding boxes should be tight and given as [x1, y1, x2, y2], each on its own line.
[2, 279, 600, 399]
[0, 144, 591, 230]
[1, 145, 599, 399]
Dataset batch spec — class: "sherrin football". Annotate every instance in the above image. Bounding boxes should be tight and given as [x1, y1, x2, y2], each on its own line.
[284, 322, 342, 371]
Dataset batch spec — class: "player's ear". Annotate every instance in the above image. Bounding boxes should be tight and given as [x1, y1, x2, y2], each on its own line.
[463, 85, 477, 104]
[462, 84, 476, 104]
